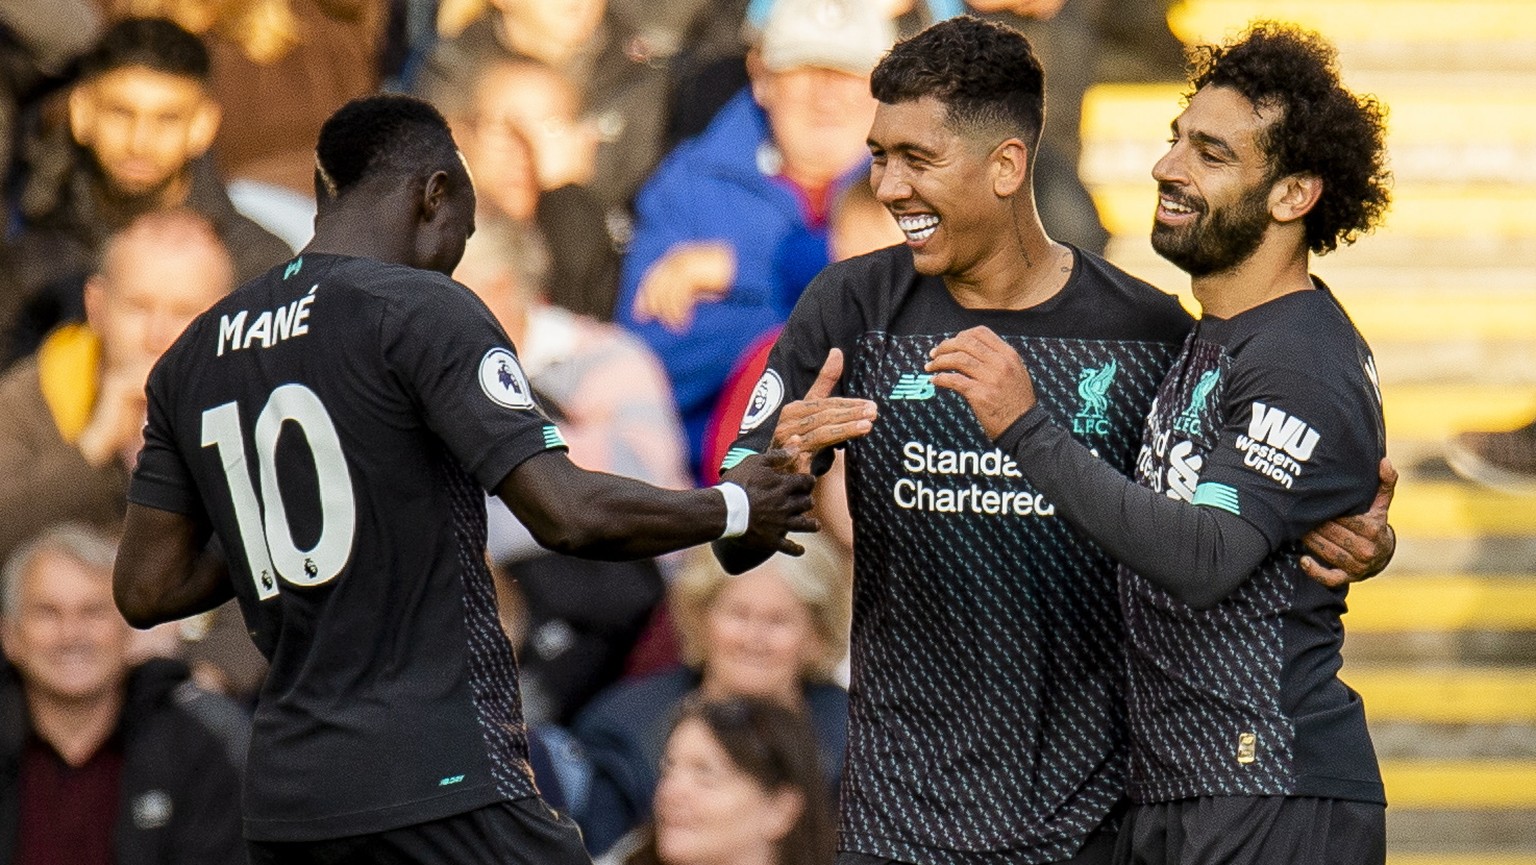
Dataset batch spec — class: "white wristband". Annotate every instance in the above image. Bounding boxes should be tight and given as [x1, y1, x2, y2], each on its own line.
[714, 482, 750, 539]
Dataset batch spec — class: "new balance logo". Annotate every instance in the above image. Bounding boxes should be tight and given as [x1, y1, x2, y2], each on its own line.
[888, 373, 935, 401]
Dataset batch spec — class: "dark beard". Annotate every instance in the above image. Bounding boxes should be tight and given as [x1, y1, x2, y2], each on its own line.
[1151, 182, 1271, 277]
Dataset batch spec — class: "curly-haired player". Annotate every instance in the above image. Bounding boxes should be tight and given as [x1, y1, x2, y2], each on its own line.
[929, 22, 1394, 864]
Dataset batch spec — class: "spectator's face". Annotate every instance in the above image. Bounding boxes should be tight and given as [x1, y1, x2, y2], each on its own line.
[471, 65, 597, 193]
[868, 95, 1008, 278]
[702, 566, 822, 702]
[754, 65, 877, 190]
[86, 231, 231, 387]
[1151, 85, 1279, 276]
[1, 550, 133, 706]
[495, 0, 605, 54]
[460, 87, 542, 222]
[653, 718, 800, 865]
[69, 67, 219, 198]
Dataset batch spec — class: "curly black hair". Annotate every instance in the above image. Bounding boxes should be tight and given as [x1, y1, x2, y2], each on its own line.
[314, 94, 465, 201]
[870, 15, 1045, 147]
[1189, 22, 1391, 254]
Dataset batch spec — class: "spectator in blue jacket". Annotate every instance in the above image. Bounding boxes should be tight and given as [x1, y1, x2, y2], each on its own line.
[616, 0, 894, 478]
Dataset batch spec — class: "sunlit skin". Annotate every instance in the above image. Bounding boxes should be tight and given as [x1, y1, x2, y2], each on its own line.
[469, 62, 596, 192]
[1152, 85, 1321, 316]
[653, 718, 801, 865]
[755, 65, 878, 193]
[699, 565, 824, 709]
[2, 551, 132, 708]
[69, 67, 219, 202]
[491, 0, 605, 66]
[867, 96, 1064, 310]
[458, 77, 542, 222]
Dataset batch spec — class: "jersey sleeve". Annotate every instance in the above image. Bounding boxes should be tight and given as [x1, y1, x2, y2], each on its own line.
[380, 278, 568, 491]
[1191, 346, 1382, 547]
[718, 259, 868, 476]
[130, 354, 205, 516]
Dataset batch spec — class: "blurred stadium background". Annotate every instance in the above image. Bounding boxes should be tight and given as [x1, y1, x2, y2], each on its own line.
[1088, 2, 1536, 863]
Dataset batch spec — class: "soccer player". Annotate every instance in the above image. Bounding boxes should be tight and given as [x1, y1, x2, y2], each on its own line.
[929, 23, 1392, 863]
[111, 95, 817, 865]
[716, 17, 1393, 865]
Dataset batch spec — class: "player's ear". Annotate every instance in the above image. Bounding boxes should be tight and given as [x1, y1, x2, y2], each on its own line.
[1270, 172, 1322, 224]
[992, 138, 1028, 198]
[420, 170, 451, 223]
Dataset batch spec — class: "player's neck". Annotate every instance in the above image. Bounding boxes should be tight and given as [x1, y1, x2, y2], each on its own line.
[25, 685, 124, 768]
[945, 230, 1071, 312]
[1192, 238, 1313, 319]
[305, 205, 413, 268]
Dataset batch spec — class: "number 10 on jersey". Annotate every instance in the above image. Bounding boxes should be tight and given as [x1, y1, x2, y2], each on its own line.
[201, 384, 357, 599]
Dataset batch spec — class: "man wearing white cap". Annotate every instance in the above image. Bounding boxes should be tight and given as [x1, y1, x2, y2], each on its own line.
[616, 0, 896, 480]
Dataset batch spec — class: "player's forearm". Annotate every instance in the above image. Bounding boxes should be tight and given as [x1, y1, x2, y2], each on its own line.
[997, 407, 1270, 609]
[114, 504, 233, 628]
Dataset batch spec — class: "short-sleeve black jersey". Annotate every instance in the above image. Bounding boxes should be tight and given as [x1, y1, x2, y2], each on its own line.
[1122, 280, 1385, 805]
[728, 246, 1191, 865]
[130, 254, 568, 842]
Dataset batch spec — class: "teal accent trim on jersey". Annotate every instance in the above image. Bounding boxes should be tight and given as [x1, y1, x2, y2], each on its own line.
[888, 373, 936, 401]
[1192, 482, 1241, 515]
[283, 257, 303, 280]
[542, 425, 566, 449]
[721, 447, 758, 472]
[438, 774, 466, 787]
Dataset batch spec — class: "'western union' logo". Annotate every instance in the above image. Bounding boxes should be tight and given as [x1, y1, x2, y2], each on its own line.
[889, 373, 935, 401]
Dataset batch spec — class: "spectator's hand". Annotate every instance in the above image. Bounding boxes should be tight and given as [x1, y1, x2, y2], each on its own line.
[77, 365, 149, 469]
[773, 349, 877, 472]
[1302, 457, 1398, 587]
[633, 242, 736, 332]
[926, 326, 1037, 439]
[726, 449, 819, 556]
[966, 0, 1069, 20]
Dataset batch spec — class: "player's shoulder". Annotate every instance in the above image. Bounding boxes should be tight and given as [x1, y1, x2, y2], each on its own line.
[1230, 280, 1375, 381]
[803, 244, 919, 313]
[1071, 247, 1193, 340]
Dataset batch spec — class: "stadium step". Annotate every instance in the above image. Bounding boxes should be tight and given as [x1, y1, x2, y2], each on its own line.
[1085, 4, 1536, 861]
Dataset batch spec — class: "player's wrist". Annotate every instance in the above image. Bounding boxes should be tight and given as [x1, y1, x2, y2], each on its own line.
[713, 481, 750, 539]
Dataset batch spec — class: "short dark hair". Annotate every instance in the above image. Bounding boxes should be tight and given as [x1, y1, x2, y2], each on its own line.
[1189, 22, 1391, 254]
[79, 17, 210, 83]
[314, 94, 466, 201]
[870, 16, 1045, 148]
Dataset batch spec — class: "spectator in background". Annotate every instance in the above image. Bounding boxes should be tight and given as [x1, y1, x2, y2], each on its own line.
[418, 0, 670, 213]
[4, 17, 290, 363]
[450, 58, 620, 319]
[617, 0, 894, 478]
[0, 523, 246, 865]
[0, 210, 233, 570]
[455, 219, 687, 724]
[603, 696, 837, 865]
[0, 0, 103, 182]
[572, 537, 850, 856]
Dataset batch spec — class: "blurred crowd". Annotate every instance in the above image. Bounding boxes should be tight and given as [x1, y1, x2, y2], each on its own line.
[0, 1, 1185, 862]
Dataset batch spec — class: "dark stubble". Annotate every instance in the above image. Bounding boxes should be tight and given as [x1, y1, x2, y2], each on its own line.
[1151, 180, 1272, 277]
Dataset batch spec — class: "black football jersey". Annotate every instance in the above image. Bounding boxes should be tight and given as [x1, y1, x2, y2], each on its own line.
[1121, 281, 1385, 805]
[131, 254, 568, 841]
[728, 246, 1191, 864]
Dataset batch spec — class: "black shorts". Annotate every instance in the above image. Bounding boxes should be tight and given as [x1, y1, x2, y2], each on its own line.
[246, 798, 591, 865]
[1114, 796, 1385, 865]
[836, 824, 1117, 865]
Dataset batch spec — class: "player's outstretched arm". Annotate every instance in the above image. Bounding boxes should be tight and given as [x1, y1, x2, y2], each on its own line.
[114, 503, 234, 629]
[1301, 457, 1397, 587]
[498, 450, 818, 562]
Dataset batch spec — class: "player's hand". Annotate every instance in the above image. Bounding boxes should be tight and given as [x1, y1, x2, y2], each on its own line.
[723, 449, 819, 556]
[1301, 457, 1398, 587]
[772, 349, 877, 473]
[632, 242, 736, 332]
[926, 325, 1037, 439]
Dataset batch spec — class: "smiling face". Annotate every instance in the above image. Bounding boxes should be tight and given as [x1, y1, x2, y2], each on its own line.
[1, 548, 133, 707]
[867, 96, 1013, 279]
[700, 565, 823, 705]
[1151, 85, 1282, 277]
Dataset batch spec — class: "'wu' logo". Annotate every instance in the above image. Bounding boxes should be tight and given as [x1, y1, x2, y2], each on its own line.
[1175, 369, 1220, 436]
[888, 373, 935, 401]
[1245, 402, 1320, 461]
[1073, 360, 1117, 435]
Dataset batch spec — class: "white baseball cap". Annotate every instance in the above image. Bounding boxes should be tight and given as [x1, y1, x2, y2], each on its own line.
[758, 0, 896, 77]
